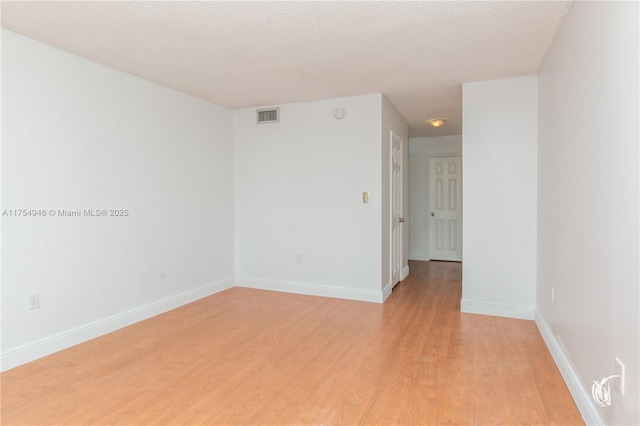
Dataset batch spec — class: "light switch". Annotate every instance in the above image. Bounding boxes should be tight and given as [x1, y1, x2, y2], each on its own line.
[363, 192, 370, 203]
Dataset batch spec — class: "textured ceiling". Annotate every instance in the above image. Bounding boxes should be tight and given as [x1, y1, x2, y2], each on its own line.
[1, 1, 571, 137]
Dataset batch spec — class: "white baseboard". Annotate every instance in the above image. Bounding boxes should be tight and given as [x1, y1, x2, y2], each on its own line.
[460, 299, 534, 320]
[535, 310, 603, 425]
[236, 277, 385, 303]
[1, 278, 234, 372]
[401, 265, 410, 281]
[382, 281, 393, 301]
[409, 251, 429, 261]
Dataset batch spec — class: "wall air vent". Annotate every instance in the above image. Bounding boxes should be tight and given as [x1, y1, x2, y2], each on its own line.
[256, 107, 280, 124]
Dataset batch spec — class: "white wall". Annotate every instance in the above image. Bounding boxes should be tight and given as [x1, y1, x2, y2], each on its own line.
[1, 30, 235, 370]
[1, 31, 411, 370]
[381, 96, 410, 290]
[234, 94, 387, 302]
[409, 135, 462, 260]
[537, 2, 639, 424]
[461, 76, 538, 319]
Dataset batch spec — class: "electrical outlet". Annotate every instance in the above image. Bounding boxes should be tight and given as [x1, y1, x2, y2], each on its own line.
[614, 358, 625, 395]
[27, 292, 40, 310]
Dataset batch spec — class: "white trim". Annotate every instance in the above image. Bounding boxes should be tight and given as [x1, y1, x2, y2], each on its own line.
[390, 130, 404, 287]
[535, 310, 602, 426]
[382, 281, 393, 301]
[409, 251, 429, 261]
[236, 277, 385, 304]
[389, 130, 395, 288]
[401, 265, 410, 281]
[460, 298, 534, 320]
[0, 278, 234, 372]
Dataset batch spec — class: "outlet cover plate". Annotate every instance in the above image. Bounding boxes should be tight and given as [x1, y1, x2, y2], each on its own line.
[27, 292, 40, 310]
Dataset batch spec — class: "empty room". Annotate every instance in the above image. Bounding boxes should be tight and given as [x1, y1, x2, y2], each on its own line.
[1, 1, 638, 425]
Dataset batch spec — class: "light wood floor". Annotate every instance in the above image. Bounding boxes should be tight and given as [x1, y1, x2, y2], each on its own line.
[2, 261, 583, 425]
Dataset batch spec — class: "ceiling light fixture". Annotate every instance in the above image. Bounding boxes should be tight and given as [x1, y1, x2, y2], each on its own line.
[428, 118, 447, 128]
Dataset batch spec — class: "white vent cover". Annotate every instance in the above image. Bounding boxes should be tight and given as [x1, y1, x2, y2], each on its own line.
[256, 107, 280, 124]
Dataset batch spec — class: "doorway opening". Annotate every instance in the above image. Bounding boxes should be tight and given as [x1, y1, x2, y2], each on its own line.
[408, 136, 463, 262]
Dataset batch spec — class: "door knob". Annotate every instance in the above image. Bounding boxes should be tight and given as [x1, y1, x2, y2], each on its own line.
[399, 218, 405, 223]
[431, 212, 435, 216]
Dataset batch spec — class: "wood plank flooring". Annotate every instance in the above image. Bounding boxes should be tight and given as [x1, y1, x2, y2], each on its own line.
[1, 261, 583, 425]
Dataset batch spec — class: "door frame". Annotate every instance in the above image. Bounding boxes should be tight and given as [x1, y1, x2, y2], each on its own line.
[390, 130, 404, 287]
[425, 152, 463, 260]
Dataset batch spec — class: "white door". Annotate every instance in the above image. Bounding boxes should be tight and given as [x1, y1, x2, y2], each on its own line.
[429, 156, 462, 261]
[391, 133, 403, 285]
